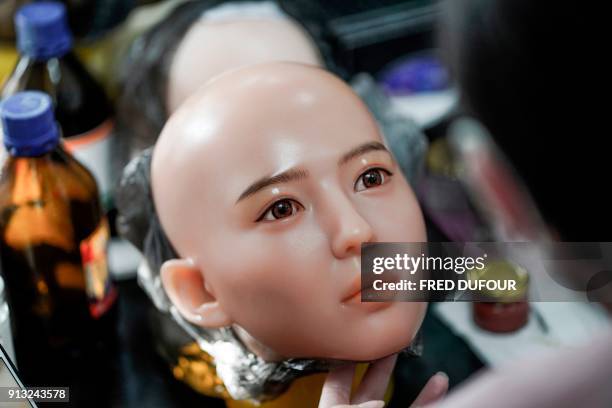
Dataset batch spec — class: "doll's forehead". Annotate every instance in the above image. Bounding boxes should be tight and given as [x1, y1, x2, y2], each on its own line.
[152, 63, 387, 256]
[157, 63, 379, 170]
[152, 63, 382, 222]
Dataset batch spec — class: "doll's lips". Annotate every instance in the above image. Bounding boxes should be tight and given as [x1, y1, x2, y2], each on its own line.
[342, 277, 393, 312]
[342, 277, 362, 303]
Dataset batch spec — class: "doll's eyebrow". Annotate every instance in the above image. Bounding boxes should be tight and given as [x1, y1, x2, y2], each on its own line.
[237, 168, 309, 203]
[338, 141, 389, 166]
[236, 142, 389, 203]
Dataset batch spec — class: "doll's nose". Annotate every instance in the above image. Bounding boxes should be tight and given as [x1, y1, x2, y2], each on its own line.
[326, 194, 374, 259]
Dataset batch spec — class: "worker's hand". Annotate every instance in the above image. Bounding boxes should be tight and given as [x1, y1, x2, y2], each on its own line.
[433, 328, 612, 408]
[318, 353, 448, 408]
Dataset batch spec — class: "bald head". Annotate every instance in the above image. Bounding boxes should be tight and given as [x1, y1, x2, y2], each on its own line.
[152, 62, 427, 360]
[152, 62, 381, 254]
[166, 17, 322, 112]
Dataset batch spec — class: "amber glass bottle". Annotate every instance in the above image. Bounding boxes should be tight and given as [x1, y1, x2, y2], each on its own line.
[0, 91, 117, 386]
[1, 1, 115, 208]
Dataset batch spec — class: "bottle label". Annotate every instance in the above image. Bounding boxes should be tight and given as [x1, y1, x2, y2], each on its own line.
[79, 219, 116, 319]
[63, 119, 114, 210]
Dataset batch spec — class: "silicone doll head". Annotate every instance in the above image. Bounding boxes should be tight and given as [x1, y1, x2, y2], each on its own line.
[116, 0, 338, 169]
[151, 62, 427, 361]
[166, 2, 321, 112]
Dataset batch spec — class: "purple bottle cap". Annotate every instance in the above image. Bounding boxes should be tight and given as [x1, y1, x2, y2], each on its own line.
[380, 55, 450, 95]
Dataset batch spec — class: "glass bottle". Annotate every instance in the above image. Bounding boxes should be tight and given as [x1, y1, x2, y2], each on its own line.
[0, 275, 16, 364]
[1, 1, 115, 209]
[0, 91, 117, 385]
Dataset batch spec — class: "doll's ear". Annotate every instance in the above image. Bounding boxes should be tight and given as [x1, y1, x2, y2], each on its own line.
[160, 259, 232, 328]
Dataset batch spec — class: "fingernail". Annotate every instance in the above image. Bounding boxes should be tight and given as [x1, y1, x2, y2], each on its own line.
[435, 371, 449, 381]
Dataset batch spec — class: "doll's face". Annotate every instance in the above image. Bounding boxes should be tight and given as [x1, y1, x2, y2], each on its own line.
[153, 63, 427, 361]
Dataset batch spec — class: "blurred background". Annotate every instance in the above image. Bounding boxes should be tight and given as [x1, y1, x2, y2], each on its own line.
[0, 0, 609, 407]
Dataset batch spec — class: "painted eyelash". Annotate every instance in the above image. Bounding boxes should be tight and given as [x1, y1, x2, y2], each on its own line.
[255, 198, 303, 222]
[255, 167, 393, 222]
[353, 167, 394, 190]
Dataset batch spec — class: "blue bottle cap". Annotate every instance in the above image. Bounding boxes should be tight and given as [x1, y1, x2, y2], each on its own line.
[15, 1, 73, 60]
[0, 91, 60, 157]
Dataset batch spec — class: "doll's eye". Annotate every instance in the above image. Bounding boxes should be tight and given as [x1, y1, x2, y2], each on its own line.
[258, 199, 303, 221]
[354, 168, 393, 192]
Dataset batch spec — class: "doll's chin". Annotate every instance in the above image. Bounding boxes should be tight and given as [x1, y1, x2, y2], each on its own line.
[333, 335, 414, 362]
[317, 306, 423, 361]
[240, 303, 425, 362]
[305, 343, 411, 362]
[279, 331, 415, 362]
